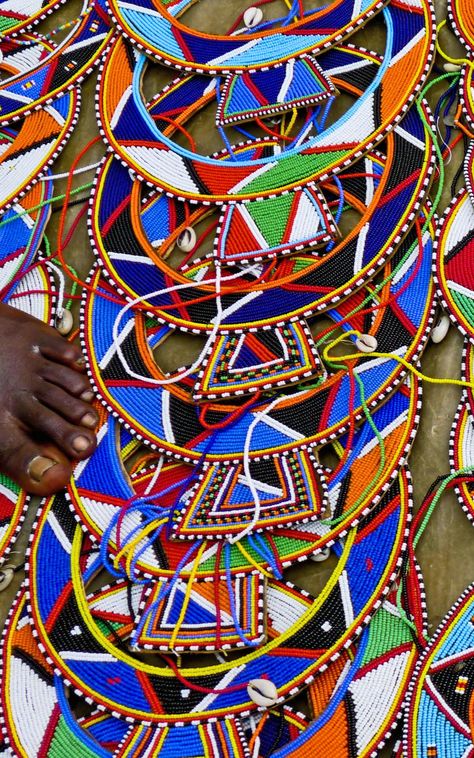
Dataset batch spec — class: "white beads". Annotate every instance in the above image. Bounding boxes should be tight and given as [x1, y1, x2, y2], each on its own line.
[177, 227, 197, 253]
[243, 7, 264, 28]
[247, 678, 279, 707]
[431, 313, 450, 343]
[356, 333, 378, 353]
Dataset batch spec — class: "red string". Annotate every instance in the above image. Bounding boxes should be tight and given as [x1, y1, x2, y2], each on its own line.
[199, 392, 262, 430]
[152, 113, 197, 151]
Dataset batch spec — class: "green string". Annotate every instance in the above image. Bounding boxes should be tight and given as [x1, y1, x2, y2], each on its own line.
[0, 181, 93, 230]
[320, 358, 386, 527]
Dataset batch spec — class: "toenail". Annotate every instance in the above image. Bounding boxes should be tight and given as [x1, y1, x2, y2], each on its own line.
[75, 356, 86, 368]
[80, 390, 95, 403]
[27, 456, 59, 483]
[81, 412, 98, 428]
[72, 435, 92, 453]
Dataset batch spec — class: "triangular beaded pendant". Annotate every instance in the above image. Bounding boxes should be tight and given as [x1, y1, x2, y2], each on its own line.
[216, 55, 336, 126]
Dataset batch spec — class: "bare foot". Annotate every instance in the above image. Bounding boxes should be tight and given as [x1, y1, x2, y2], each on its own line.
[0, 303, 98, 495]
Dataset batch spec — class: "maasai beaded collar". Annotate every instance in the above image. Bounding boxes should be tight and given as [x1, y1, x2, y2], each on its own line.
[435, 188, 474, 342]
[97, 2, 436, 204]
[66, 379, 419, 585]
[270, 569, 426, 757]
[403, 583, 474, 758]
[0, 0, 66, 36]
[91, 99, 435, 327]
[105, 0, 387, 75]
[450, 393, 474, 524]
[0, 480, 29, 570]
[448, 0, 474, 55]
[27, 472, 409, 723]
[0, 0, 113, 125]
[81, 218, 434, 457]
[0, 90, 79, 214]
[0, 588, 314, 757]
[0, 174, 52, 298]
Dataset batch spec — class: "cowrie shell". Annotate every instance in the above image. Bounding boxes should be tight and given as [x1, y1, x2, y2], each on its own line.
[247, 678, 279, 707]
[0, 568, 14, 592]
[356, 334, 378, 353]
[431, 313, 450, 344]
[177, 227, 197, 253]
[243, 7, 263, 28]
[56, 309, 74, 336]
[310, 546, 331, 562]
[444, 63, 462, 72]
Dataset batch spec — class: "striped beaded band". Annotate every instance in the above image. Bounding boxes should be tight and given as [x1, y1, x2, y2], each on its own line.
[105, 0, 387, 74]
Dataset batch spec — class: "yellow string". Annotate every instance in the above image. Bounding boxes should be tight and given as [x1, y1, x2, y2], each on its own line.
[284, 108, 299, 135]
[235, 541, 274, 578]
[169, 541, 207, 650]
[112, 518, 167, 575]
[322, 330, 474, 390]
[436, 20, 473, 67]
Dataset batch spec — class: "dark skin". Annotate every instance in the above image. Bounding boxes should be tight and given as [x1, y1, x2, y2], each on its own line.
[0, 302, 98, 495]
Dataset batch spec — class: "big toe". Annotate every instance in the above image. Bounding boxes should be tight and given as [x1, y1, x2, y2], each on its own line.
[0, 422, 72, 496]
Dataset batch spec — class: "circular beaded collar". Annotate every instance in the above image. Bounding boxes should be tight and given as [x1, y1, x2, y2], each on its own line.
[66, 380, 419, 582]
[0, 0, 113, 125]
[0, 587, 315, 757]
[97, 4, 435, 204]
[81, 216, 434, 457]
[91, 99, 435, 328]
[404, 583, 474, 758]
[27, 471, 409, 723]
[450, 393, 474, 524]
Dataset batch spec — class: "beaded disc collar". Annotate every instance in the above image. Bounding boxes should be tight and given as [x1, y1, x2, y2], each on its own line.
[66, 380, 419, 583]
[404, 583, 474, 758]
[98, 4, 435, 204]
[0, 90, 79, 213]
[91, 96, 435, 326]
[0, 587, 317, 757]
[27, 470, 409, 724]
[0, 0, 113, 125]
[81, 215, 434, 457]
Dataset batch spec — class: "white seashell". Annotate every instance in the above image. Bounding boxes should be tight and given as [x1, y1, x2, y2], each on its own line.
[56, 309, 74, 336]
[310, 546, 331, 562]
[431, 313, 450, 343]
[243, 7, 264, 28]
[247, 678, 279, 707]
[356, 333, 378, 353]
[0, 568, 14, 592]
[177, 227, 197, 253]
[444, 62, 462, 72]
